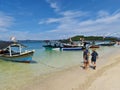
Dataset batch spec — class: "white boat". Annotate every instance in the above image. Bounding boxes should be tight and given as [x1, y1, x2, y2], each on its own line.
[0, 41, 35, 63]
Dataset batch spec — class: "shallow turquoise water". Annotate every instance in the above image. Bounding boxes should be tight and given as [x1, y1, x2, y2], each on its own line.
[0, 41, 119, 90]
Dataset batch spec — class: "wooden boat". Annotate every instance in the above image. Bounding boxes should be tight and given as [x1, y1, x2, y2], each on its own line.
[0, 41, 35, 63]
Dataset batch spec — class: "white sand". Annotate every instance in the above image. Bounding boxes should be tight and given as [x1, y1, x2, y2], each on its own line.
[87, 63, 120, 90]
[22, 47, 120, 90]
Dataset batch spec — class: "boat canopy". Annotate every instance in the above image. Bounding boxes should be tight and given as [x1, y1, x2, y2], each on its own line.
[0, 41, 26, 50]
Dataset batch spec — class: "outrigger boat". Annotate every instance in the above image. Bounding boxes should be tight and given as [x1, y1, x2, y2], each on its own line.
[0, 41, 35, 63]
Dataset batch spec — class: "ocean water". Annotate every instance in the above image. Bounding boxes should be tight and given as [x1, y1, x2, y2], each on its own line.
[0, 41, 119, 90]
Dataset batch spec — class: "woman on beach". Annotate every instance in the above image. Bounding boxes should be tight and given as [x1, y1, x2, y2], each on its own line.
[91, 49, 98, 70]
[83, 48, 90, 69]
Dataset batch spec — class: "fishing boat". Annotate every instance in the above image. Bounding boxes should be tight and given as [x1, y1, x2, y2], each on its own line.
[0, 41, 35, 63]
[60, 46, 84, 51]
[43, 44, 60, 50]
[60, 43, 85, 51]
[43, 40, 62, 50]
[88, 41, 100, 48]
[43, 39, 88, 51]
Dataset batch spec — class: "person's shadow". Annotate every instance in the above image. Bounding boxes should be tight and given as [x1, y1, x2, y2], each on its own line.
[80, 65, 84, 69]
[89, 65, 94, 69]
[80, 65, 94, 69]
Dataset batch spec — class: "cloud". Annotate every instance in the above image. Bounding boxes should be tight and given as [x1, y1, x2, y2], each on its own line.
[0, 12, 14, 28]
[97, 10, 109, 18]
[39, 18, 60, 24]
[46, 0, 60, 12]
[38, 10, 120, 39]
[79, 12, 120, 26]
[0, 30, 30, 40]
[39, 10, 88, 24]
[0, 27, 8, 32]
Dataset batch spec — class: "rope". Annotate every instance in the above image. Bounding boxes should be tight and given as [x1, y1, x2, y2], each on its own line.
[39, 61, 62, 69]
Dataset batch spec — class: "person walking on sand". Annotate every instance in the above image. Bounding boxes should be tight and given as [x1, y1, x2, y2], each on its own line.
[91, 49, 98, 70]
[83, 48, 90, 69]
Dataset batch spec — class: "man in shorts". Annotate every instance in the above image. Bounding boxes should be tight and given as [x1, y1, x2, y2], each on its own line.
[91, 49, 98, 70]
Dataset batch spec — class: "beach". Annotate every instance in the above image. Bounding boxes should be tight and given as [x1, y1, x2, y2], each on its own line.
[1, 0, 120, 90]
[21, 46, 120, 90]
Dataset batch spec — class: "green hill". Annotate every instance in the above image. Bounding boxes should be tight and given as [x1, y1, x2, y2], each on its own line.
[59, 35, 117, 43]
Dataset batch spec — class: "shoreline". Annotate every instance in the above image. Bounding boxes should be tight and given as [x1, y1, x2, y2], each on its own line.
[22, 47, 120, 90]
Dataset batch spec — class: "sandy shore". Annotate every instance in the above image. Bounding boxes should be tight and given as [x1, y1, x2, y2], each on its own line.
[22, 47, 120, 90]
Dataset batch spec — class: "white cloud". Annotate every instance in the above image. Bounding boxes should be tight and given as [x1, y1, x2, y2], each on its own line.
[38, 10, 120, 39]
[46, 0, 60, 12]
[79, 12, 120, 26]
[0, 12, 14, 28]
[0, 30, 30, 40]
[39, 10, 88, 24]
[0, 27, 8, 32]
[97, 10, 109, 18]
[39, 18, 60, 24]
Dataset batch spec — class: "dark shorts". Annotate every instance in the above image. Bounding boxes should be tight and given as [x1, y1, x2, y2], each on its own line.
[91, 59, 96, 62]
[85, 56, 89, 60]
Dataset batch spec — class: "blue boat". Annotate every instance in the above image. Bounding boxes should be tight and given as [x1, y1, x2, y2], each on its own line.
[60, 43, 85, 51]
[0, 41, 35, 63]
[60, 47, 84, 51]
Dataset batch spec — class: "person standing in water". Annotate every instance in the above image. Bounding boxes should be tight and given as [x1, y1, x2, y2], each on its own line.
[91, 49, 98, 70]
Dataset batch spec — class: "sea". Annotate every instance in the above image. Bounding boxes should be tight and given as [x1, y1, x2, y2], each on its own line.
[0, 41, 119, 90]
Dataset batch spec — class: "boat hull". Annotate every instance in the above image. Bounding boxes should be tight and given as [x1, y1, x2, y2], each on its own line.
[89, 45, 100, 48]
[43, 45, 61, 50]
[98, 43, 115, 46]
[0, 50, 35, 63]
[60, 47, 84, 51]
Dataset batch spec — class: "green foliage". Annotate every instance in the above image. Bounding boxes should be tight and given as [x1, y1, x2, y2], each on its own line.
[71, 35, 84, 41]
[59, 35, 118, 42]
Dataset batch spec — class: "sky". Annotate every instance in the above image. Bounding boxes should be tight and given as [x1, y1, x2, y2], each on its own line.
[0, 0, 120, 40]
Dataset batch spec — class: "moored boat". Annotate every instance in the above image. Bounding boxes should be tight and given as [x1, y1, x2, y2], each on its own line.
[98, 42, 116, 46]
[43, 39, 88, 51]
[60, 46, 84, 51]
[0, 41, 35, 63]
[43, 40, 62, 50]
[60, 43, 85, 51]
